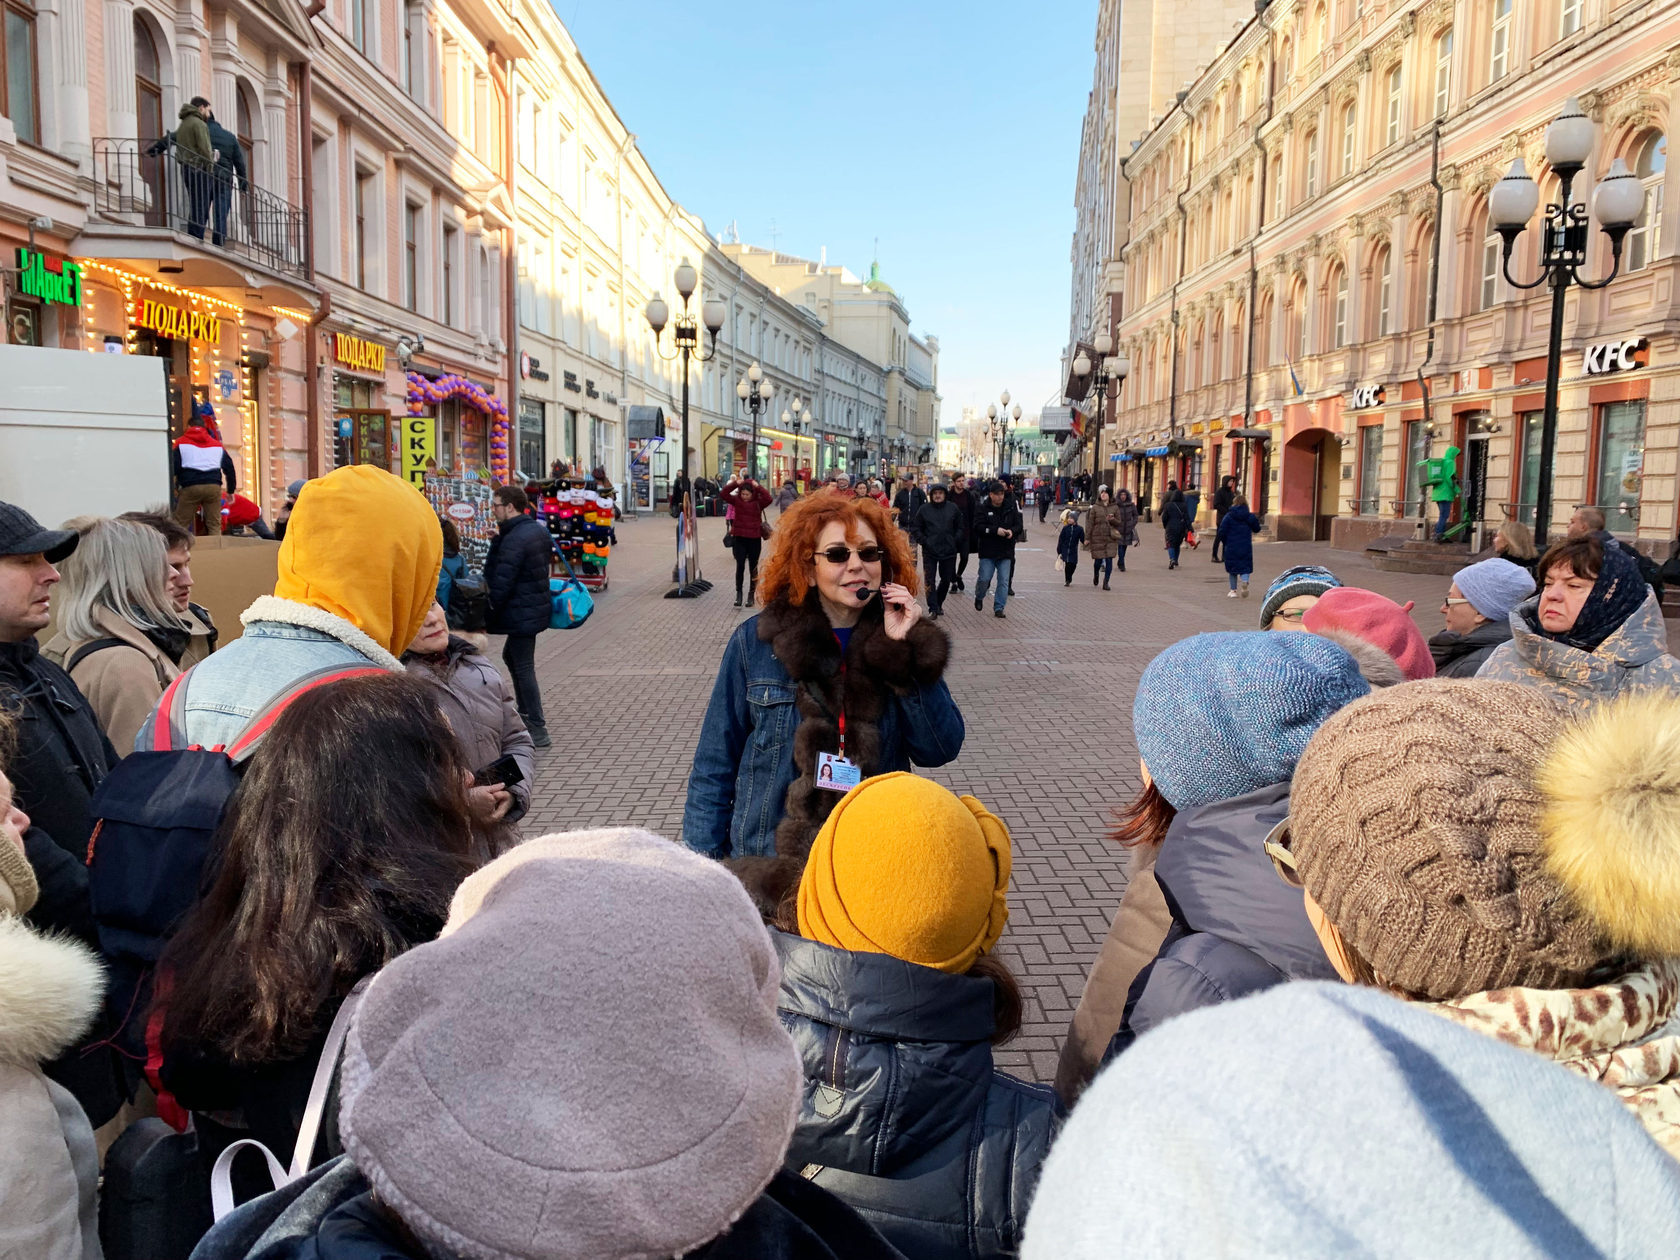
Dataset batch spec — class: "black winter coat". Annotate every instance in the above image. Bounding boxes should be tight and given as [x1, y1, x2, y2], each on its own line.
[1429, 619, 1514, 679]
[948, 489, 976, 549]
[483, 513, 552, 635]
[1160, 493, 1190, 547]
[191, 1156, 907, 1260]
[893, 487, 927, 541]
[917, 498, 967, 561]
[776, 934, 1056, 1260]
[971, 500, 1024, 562]
[1104, 782, 1337, 1061]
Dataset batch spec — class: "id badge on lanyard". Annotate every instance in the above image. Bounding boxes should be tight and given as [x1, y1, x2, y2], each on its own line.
[820, 632, 862, 792]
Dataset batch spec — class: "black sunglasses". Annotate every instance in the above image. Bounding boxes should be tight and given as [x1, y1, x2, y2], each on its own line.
[813, 545, 884, 565]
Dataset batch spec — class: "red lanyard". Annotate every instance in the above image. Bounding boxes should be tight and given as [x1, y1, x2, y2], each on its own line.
[833, 633, 848, 760]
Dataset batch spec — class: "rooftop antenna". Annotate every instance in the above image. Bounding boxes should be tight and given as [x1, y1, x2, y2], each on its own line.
[769, 219, 780, 251]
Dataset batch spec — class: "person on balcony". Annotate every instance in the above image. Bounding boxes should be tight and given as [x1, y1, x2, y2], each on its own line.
[204, 107, 249, 249]
[146, 97, 216, 240]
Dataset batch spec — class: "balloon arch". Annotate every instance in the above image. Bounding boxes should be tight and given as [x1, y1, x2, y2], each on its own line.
[405, 371, 511, 484]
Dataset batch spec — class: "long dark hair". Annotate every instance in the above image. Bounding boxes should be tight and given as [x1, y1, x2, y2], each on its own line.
[158, 673, 482, 1063]
[1112, 780, 1177, 849]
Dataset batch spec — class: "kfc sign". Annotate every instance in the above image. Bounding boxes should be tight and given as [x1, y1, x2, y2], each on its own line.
[1582, 338, 1648, 377]
[1350, 384, 1385, 409]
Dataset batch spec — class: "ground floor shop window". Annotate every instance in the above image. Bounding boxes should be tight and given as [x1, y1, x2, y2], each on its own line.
[561, 407, 579, 469]
[1402, 420, 1428, 515]
[1357, 425, 1383, 514]
[592, 417, 615, 479]
[519, 399, 545, 479]
[1596, 400, 1646, 533]
[1516, 411, 1543, 527]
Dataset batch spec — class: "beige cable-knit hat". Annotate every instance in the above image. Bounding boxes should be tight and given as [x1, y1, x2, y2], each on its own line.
[1290, 680, 1612, 1000]
[338, 829, 802, 1260]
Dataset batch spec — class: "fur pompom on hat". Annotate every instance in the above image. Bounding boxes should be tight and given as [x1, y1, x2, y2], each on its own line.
[1540, 692, 1680, 960]
[338, 828, 802, 1260]
[798, 772, 1010, 974]
[1290, 680, 1614, 1000]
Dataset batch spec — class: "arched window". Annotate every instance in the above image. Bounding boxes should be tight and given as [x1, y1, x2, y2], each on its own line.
[1627, 133, 1667, 273]
[235, 83, 258, 184]
[1, 0, 38, 144]
[1314, 3, 1328, 54]
[1190, 321, 1204, 389]
[1479, 210, 1500, 311]
[1340, 104, 1356, 177]
[1385, 66, 1402, 145]
[1234, 74, 1245, 121]
[134, 16, 163, 147]
[1257, 291, 1275, 365]
[1434, 29, 1453, 118]
[1331, 266, 1349, 348]
[1305, 129, 1319, 198]
[1273, 148, 1287, 220]
[1293, 278, 1310, 360]
[1490, 0, 1512, 83]
[1375, 246, 1393, 336]
[1278, 36, 1294, 90]
[1210, 313, 1224, 383]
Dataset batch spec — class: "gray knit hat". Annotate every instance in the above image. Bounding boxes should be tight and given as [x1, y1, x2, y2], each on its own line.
[338, 829, 802, 1260]
[1453, 557, 1536, 622]
[1290, 680, 1610, 1000]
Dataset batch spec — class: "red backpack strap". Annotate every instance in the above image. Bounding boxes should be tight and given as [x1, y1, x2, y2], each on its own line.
[224, 664, 386, 763]
[143, 669, 196, 753]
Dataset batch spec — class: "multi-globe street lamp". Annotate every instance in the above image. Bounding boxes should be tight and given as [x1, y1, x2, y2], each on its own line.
[1488, 97, 1642, 543]
[645, 257, 724, 511]
[1072, 334, 1130, 491]
[986, 391, 1022, 475]
[735, 361, 773, 481]
[781, 396, 810, 483]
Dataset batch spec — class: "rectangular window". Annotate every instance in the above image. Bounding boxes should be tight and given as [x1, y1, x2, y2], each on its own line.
[1403, 419, 1429, 513]
[1628, 181, 1663, 273]
[1491, 0, 1512, 82]
[1306, 137, 1318, 198]
[1358, 424, 1383, 514]
[1341, 114, 1354, 176]
[402, 2, 421, 99]
[518, 399, 545, 479]
[1386, 71, 1402, 145]
[1, 2, 38, 146]
[1596, 400, 1646, 534]
[351, 0, 369, 55]
[354, 173, 369, 290]
[403, 203, 418, 312]
[1480, 235, 1499, 310]
[442, 224, 456, 326]
[1273, 155, 1286, 220]
[1434, 30, 1453, 118]
[1378, 265, 1392, 336]
[1517, 410, 1544, 527]
[1333, 279, 1348, 349]
[1560, 0, 1583, 38]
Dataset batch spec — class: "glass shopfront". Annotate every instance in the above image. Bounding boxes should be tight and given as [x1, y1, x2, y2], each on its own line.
[1357, 425, 1383, 514]
[1596, 400, 1646, 533]
[1516, 411, 1544, 527]
[518, 399, 545, 479]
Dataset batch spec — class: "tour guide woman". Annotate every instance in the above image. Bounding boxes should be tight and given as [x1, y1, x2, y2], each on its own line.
[684, 493, 964, 909]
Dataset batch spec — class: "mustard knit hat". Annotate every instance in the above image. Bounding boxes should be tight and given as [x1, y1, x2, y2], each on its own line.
[797, 772, 1010, 973]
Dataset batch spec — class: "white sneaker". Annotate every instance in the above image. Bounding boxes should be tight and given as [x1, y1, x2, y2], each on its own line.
[1227, 589, 1239, 598]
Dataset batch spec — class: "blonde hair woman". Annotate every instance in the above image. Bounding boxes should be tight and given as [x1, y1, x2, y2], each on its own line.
[43, 517, 191, 754]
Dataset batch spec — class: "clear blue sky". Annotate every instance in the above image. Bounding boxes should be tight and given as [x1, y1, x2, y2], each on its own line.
[558, 0, 1093, 426]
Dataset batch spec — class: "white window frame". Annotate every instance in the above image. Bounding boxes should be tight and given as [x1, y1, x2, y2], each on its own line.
[1306, 131, 1318, 198]
[1490, 0, 1512, 83]
[1377, 254, 1392, 336]
[1386, 68, 1402, 145]
[1434, 30, 1453, 118]
[1341, 107, 1356, 176]
[1333, 269, 1348, 348]
[1560, 0, 1583, 38]
[1627, 136, 1667, 273]
[1480, 232, 1500, 310]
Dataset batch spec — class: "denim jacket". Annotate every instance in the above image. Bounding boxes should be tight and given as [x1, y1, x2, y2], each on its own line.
[683, 612, 964, 859]
[136, 596, 404, 751]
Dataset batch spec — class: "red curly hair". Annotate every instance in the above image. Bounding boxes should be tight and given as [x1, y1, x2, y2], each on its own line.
[758, 492, 919, 607]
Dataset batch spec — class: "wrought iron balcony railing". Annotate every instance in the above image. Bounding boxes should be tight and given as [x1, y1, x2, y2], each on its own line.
[91, 138, 309, 280]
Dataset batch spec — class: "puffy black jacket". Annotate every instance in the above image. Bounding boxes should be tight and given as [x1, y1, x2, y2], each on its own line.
[917, 497, 967, 561]
[1429, 619, 1514, 679]
[1105, 782, 1337, 1061]
[192, 1157, 907, 1260]
[971, 499, 1024, 562]
[483, 513, 552, 636]
[206, 116, 248, 188]
[775, 933, 1056, 1260]
[892, 486, 927, 541]
[1160, 492, 1190, 546]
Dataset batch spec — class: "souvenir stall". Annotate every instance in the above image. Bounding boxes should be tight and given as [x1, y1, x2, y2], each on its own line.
[531, 472, 616, 593]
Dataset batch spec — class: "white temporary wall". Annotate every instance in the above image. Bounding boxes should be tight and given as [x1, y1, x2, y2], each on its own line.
[0, 346, 171, 528]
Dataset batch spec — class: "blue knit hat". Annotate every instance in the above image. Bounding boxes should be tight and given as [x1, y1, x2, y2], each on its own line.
[1134, 632, 1371, 811]
[1259, 565, 1342, 628]
[1452, 557, 1535, 622]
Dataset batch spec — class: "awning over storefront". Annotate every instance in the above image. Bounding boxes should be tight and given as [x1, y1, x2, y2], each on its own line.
[1173, 438, 1203, 451]
[1145, 445, 1170, 457]
[1226, 427, 1272, 441]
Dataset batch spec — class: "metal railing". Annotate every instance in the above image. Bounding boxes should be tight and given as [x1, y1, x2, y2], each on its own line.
[91, 138, 309, 279]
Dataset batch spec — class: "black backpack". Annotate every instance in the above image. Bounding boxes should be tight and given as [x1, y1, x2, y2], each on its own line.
[85, 662, 382, 1072]
[447, 571, 490, 631]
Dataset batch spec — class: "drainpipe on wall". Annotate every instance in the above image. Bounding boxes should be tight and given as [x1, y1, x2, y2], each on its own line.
[298, 55, 327, 478]
[1244, 4, 1276, 432]
[1416, 118, 1444, 526]
[490, 47, 517, 476]
[1168, 161, 1189, 445]
[616, 131, 636, 482]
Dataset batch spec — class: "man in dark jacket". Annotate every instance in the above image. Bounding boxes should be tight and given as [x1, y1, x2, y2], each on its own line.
[1210, 476, 1236, 562]
[0, 501, 125, 1121]
[172, 402, 237, 535]
[916, 480, 965, 619]
[971, 481, 1023, 618]
[1160, 482, 1189, 569]
[484, 485, 553, 748]
[204, 108, 249, 248]
[892, 475, 927, 550]
[948, 473, 975, 593]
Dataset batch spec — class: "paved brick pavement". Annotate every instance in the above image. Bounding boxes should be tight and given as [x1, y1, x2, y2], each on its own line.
[520, 507, 1466, 1082]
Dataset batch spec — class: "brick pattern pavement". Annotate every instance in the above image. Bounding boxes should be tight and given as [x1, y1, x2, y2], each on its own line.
[520, 507, 1479, 1082]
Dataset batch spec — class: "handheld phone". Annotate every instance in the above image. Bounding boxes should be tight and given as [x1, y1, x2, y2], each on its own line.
[473, 754, 525, 789]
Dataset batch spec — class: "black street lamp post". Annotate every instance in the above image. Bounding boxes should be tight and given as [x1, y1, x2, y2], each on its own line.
[734, 361, 773, 481]
[985, 391, 1021, 477]
[1071, 334, 1129, 492]
[1489, 98, 1642, 544]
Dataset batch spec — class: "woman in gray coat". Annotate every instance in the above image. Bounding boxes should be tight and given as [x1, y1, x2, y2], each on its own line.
[1084, 485, 1123, 590]
[404, 602, 535, 830]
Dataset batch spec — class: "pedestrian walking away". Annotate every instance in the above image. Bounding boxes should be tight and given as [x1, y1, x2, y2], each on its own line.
[170, 402, 237, 536]
[917, 479, 965, 617]
[1159, 482, 1189, 569]
[1113, 488, 1138, 572]
[1210, 476, 1236, 562]
[1214, 493, 1260, 599]
[722, 474, 773, 607]
[1084, 484, 1122, 589]
[971, 480, 1023, 617]
[1057, 510, 1084, 586]
[484, 484, 555, 747]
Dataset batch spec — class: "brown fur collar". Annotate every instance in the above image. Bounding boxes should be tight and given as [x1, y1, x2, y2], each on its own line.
[726, 595, 951, 915]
